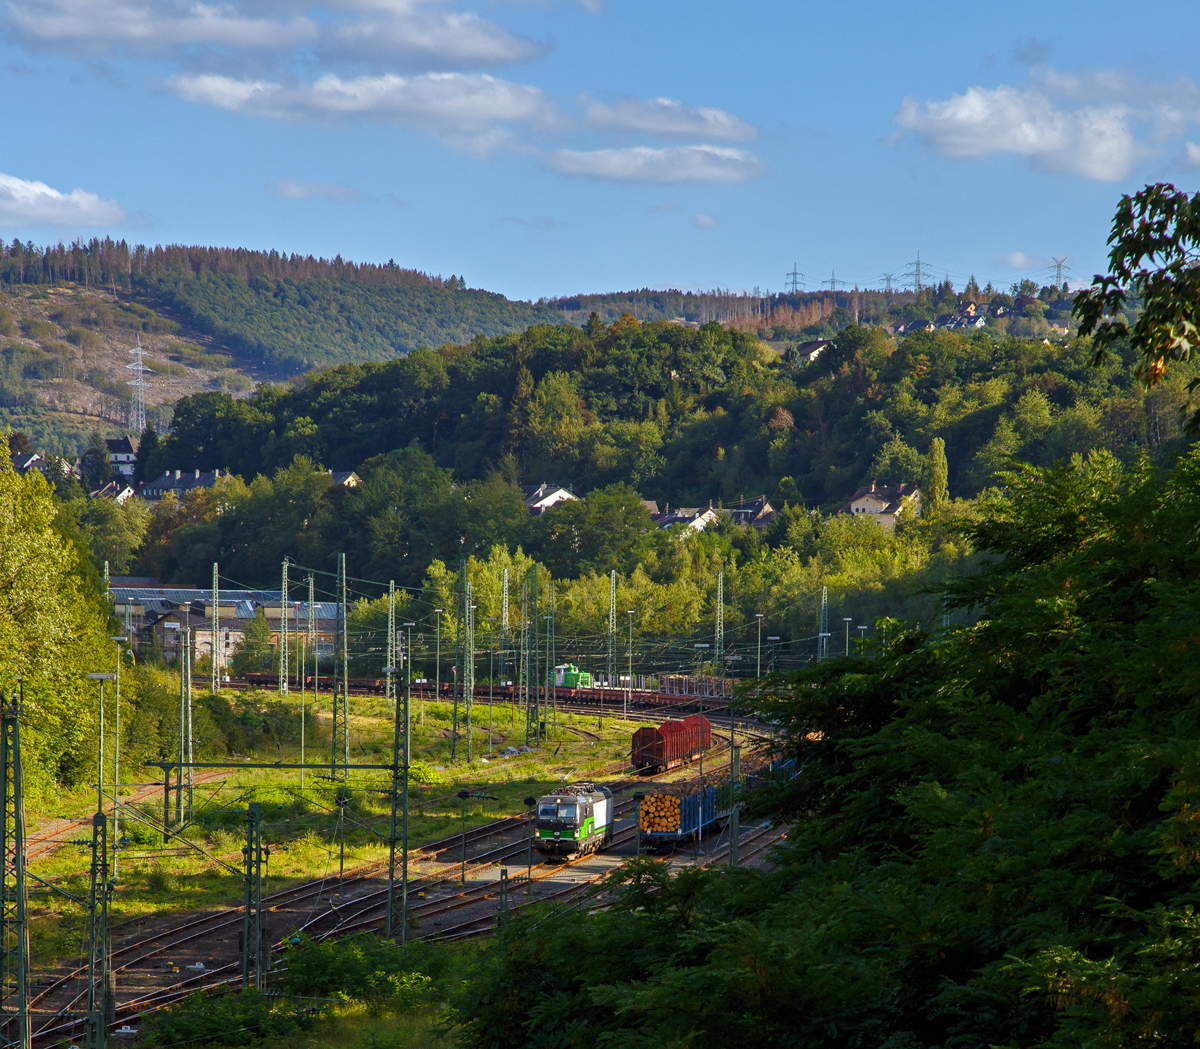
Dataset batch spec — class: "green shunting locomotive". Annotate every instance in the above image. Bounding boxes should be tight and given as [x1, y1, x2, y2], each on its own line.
[534, 783, 614, 857]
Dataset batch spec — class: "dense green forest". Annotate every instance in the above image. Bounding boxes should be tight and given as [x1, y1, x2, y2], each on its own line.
[143, 313, 1194, 510]
[454, 447, 1200, 1047]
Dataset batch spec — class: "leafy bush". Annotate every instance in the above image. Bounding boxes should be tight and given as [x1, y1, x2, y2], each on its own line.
[143, 988, 323, 1047]
[274, 934, 439, 1015]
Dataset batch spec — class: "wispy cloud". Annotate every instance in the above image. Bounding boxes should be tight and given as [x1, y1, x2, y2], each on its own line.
[545, 145, 762, 183]
[502, 215, 563, 230]
[692, 213, 718, 228]
[581, 95, 757, 141]
[269, 178, 365, 202]
[894, 67, 1200, 181]
[0, 172, 125, 225]
[321, 9, 549, 71]
[649, 200, 680, 212]
[9, 0, 763, 186]
[169, 72, 560, 151]
[994, 251, 1044, 269]
[6, 0, 317, 56]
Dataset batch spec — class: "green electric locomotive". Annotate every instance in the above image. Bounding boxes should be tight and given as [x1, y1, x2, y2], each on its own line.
[533, 783, 614, 857]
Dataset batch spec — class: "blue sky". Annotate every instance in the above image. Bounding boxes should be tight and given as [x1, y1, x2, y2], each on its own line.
[2, 0, 1199, 300]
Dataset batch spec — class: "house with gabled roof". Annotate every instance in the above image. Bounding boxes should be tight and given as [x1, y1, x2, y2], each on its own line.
[840, 482, 921, 533]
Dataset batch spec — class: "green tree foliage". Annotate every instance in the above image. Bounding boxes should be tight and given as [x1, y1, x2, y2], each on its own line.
[0, 456, 109, 793]
[80, 430, 111, 488]
[149, 314, 1189, 519]
[926, 435, 948, 507]
[451, 447, 1200, 1047]
[229, 606, 273, 676]
[1074, 182, 1200, 430]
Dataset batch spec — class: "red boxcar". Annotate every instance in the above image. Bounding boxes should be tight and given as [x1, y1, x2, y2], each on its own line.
[631, 714, 713, 771]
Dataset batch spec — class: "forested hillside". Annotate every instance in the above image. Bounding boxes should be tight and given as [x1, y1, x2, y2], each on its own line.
[145, 315, 1194, 510]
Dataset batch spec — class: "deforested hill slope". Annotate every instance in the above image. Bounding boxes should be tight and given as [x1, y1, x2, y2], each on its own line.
[0, 239, 563, 375]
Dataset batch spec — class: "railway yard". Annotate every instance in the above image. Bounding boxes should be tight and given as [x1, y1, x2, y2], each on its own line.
[16, 684, 788, 1046]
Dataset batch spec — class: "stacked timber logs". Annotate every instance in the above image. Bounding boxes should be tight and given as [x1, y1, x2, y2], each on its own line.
[638, 793, 682, 833]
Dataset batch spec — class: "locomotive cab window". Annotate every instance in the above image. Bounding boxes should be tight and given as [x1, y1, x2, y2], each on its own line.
[537, 803, 558, 820]
[557, 802, 577, 821]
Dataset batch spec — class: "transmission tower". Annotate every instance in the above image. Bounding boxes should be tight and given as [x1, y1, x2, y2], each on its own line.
[211, 563, 220, 694]
[714, 571, 724, 693]
[241, 803, 268, 991]
[785, 263, 805, 294]
[306, 573, 316, 700]
[881, 272, 896, 293]
[520, 581, 530, 744]
[126, 334, 151, 435]
[464, 581, 475, 764]
[453, 561, 466, 761]
[904, 252, 928, 293]
[278, 558, 289, 696]
[818, 585, 829, 660]
[500, 568, 509, 686]
[822, 270, 847, 291]
[1, 688, 28, 1049]
[607, 570, 617, 689]
[331, 554, 349, 780]
[1051, 255, 1069, 288]
[85, 810, 113, 1049]
[386, 580, 397, 706]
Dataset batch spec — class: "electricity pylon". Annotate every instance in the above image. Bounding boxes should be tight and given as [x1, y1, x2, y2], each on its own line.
[241, 803, 268, 990]
[714, 570, 724, 695]
[0, 687, 28, 1049]
[278, 558, 289, 695]
[211, 562, 220, 694]
[126, 334, 150, 435]
[786, 264, 804, 293]
[607, 570, 616, 689]
[818, 586, 829, 660]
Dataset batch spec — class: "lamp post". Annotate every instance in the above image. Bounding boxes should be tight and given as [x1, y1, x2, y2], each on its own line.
[626, 610, 634, 721]
[857, 625, 867, 646]
[109, 636, 127, 877]
[843, 618, 853, 657]
[457, 788, 498, 885]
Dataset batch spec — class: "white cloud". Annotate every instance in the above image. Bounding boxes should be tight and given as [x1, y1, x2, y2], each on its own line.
[323, 9, 548, 70]
[894, 84, 1136, 180]
[169, 71, 560, 148]
[1184, 141, 1200, 167]
[581, 95, 757, 141]
[269, 178, 364, 201]
[6, 0, 317, 56]
[0, 172, 125, 226]
[995, 251, 1044, 269]
[692, 213, 718, 228]
[7, 0, 545, 70]
[545, 144, 763, 183]
[894, 69, 1200, 181]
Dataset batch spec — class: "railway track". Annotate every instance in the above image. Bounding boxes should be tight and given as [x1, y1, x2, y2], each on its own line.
[31, 809, 787, 1043]
[27, 735, 769, 1044]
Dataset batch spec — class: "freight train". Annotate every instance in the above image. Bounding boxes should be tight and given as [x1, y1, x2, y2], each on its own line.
[631, 714, 713, 772]
[533, 783, 614, 857]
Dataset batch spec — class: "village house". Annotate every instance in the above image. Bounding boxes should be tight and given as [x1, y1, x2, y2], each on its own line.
[839, 482, 921, 533]
[519, 483, 579, 515]
[106, 435, 139, 479]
